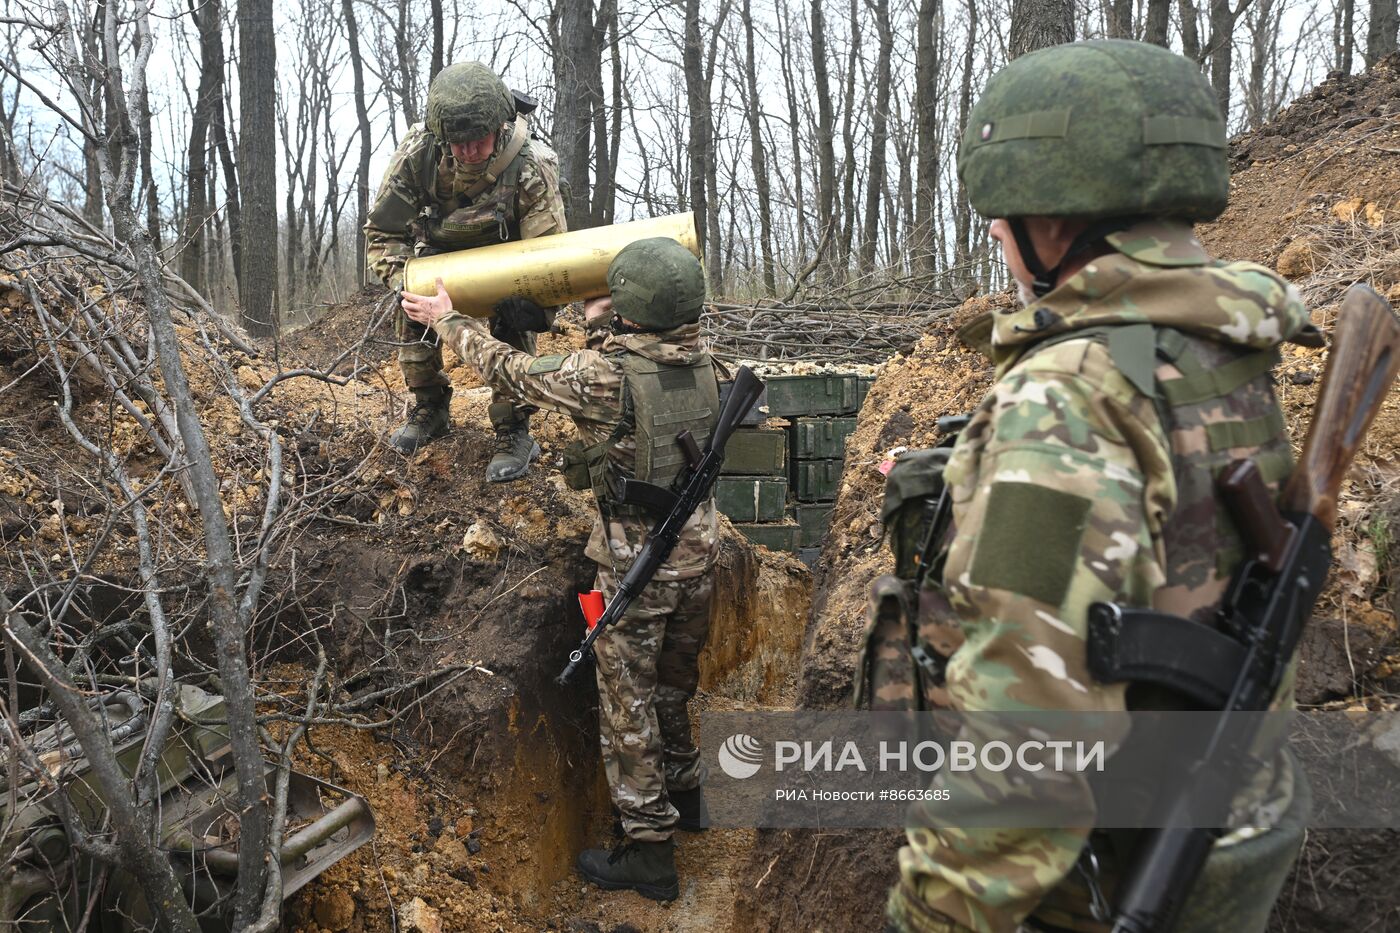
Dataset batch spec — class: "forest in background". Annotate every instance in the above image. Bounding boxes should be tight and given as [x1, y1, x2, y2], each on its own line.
[0, 0, 1396, 330]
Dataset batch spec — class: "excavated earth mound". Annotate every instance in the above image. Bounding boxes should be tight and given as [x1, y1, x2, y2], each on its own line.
[0, 263, 811, 933]
[739, 57, 1400, 933]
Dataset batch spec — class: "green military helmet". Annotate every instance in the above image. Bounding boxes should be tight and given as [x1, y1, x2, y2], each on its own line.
[958, 39, 1228, 222]
[607, 238, 706, 330]
[426, 62, 515, 144]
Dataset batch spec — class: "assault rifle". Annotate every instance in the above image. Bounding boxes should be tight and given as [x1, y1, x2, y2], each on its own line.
[556, 365, 766, 685]
[1086, 284, 1400, 932]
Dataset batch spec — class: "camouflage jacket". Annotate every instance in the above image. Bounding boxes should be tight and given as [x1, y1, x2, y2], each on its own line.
[365, 121, 567, 290]
[891, 221, 1311, 933]
[434, 313, 720, 579]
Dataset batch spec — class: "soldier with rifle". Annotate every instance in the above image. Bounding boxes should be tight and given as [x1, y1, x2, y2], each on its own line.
[366, 61, 567, 480]
[401, 237, 730, 902]
[873, 39, 1400, 933]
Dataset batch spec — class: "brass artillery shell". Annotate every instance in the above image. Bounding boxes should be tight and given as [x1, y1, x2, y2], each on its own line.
[403, 212, 701, 318]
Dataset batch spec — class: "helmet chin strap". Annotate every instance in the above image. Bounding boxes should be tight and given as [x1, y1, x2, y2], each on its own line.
[1008, 217, 1147, 298]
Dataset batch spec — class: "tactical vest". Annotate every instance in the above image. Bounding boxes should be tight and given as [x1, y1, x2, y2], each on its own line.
[871, 321, 1305, 932]
[411, 119, 530, 254]
[563, 351, 720, 508]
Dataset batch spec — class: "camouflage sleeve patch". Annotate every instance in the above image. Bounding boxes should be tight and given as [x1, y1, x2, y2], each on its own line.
[527, 354, 566, 374]
[969, 482, 1090, 606]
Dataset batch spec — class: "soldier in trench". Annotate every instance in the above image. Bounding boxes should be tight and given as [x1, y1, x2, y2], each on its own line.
[365, 61, 567, 481]
[400, 237, 718, 903]
[876, 40, 1316, 933]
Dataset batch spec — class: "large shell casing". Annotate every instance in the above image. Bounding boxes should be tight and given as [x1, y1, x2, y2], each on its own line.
[403, 212, 700, 318]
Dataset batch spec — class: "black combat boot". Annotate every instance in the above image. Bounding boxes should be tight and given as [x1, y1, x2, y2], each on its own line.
[389, 385, 452, 454]
[669, 786, 710, 832]
[486, 402, 541, 483]
[576, 837, 679, 902]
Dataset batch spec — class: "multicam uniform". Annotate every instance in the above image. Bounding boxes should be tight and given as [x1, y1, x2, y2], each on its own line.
[430, 311, 720, 841]
[365, 118, 567, 396]
[886, 222, 1313, 933]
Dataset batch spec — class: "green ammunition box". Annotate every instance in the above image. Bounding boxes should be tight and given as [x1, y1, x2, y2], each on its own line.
[797, 546, 822, 568]
[856, 376, 875, 409]
[720, 380, 769, 425]
[793, 459, 843, 502]
[764, 374, 862, 417]
[721, 428, 788, 476]
[733, 521, 800, 552]
[789, 417, 858, 460]
[715, 477, 789, 522]
[793, 502, 835, 547]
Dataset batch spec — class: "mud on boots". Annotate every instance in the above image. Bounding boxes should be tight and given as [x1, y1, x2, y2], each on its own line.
[576, 836, 679, 902]
[390, 385, 452, 454]
[486, 402, 540, 482]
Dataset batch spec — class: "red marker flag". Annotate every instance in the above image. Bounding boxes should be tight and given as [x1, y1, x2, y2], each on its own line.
[578, 590, 606, 633]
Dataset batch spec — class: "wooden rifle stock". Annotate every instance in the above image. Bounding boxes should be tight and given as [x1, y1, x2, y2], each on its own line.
[1281, 284, 1400, 530]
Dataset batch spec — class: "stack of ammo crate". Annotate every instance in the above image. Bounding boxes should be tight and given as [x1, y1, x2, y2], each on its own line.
[718, 373, 871, 565]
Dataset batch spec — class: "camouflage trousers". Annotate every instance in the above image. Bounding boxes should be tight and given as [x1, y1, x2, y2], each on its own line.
[395, 305, 538, 424]
[592, 567, 713, 842]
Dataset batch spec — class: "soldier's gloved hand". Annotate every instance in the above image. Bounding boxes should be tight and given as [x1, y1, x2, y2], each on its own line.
[492, 296, 549, 336]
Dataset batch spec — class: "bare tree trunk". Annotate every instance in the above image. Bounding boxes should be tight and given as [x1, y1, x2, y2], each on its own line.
[741, 0, 776, 294]
[1335, 0, 1355, 72]
[430, 0, 444, 81]
[238, 0, 278, 336]
[606, 2, 622, 226]
[1207, 0, 1249, 117]
[953, 0, 977, 288]
[590, 0, 615, 227]
[1009, 0, 1074, 58]
[777, 4, 808, 262]
[393, 0, 418, 123]
[212, 90, 242, 293]
[859, 0, 891, 272]
[1367, 0, 1399, 66]
[180, 0, 222, 290]
[83, 130, 104, 226]
[552, 0, 596, 227]
[810, 0, 836, 259]
[1245, 0, 1277, 128]
[837, 0, 860, 274]
[344, 0, 372, 286]
[1145, 0, 1171, 44]
[684, 0, 712, 276]
[1108, 0, 1134, 36]
[1180, 0, 1204, 60]
[136, 79, 160, 250]
[913, 0, 938, 278]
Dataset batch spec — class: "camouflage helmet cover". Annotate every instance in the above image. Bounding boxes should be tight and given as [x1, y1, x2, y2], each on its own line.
[958, 39, 1229, 222]
[426, 62, 515, 143]
[607, 238, 706, 330]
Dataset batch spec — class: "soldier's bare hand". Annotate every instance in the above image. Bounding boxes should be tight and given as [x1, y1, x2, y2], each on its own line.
[401, 278, 454, 327]
[583, 296, 614, 326]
